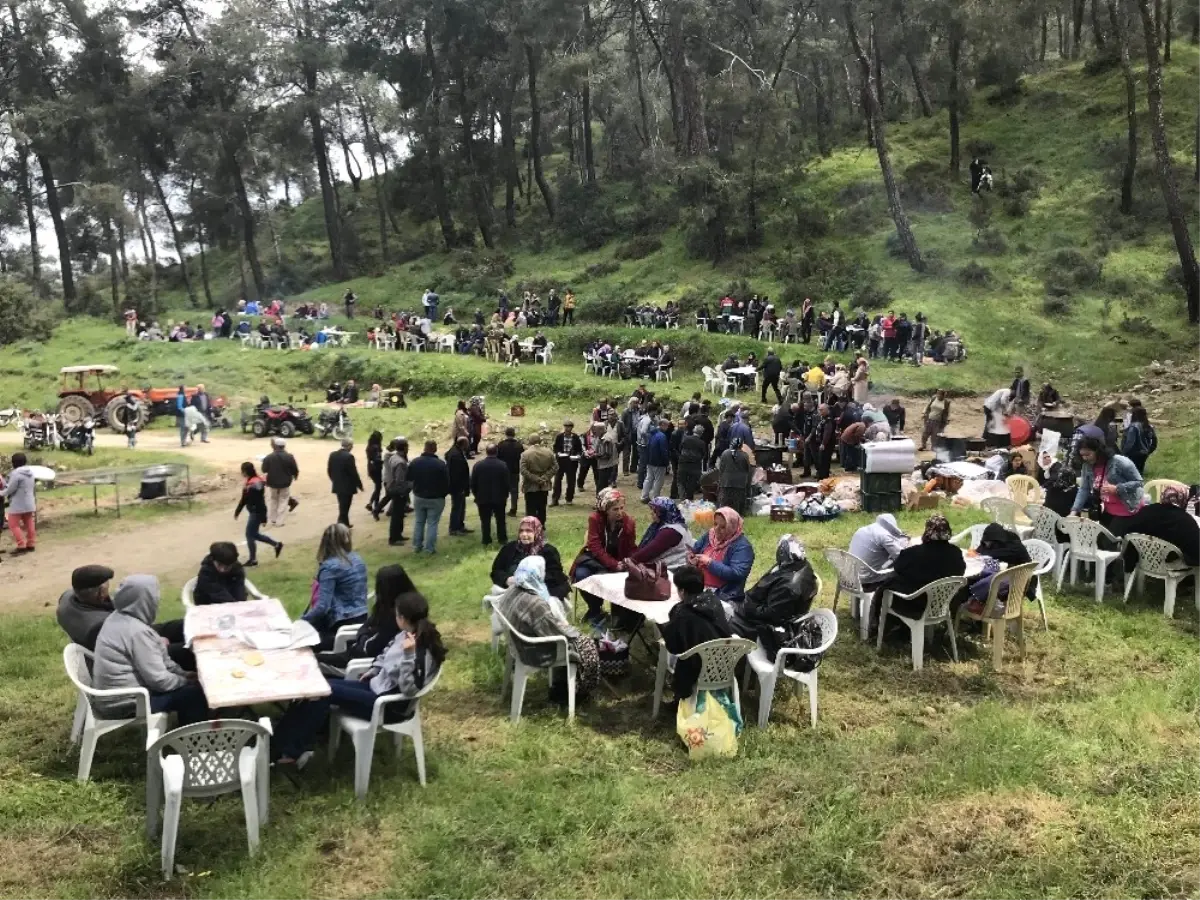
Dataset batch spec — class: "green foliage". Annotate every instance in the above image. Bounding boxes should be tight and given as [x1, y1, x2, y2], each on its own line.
[1042, 248, 1102, 294]
[792, 201, 831, 239]
[576, 260, 621, 282]
[972, 227, 1008, 255]
[613, 235, 663, 261]
[556, 181, 619, 251]
[1043, 295, 1073, 316]
[0, 280, 58, 345]
[957, 261, 995, 287]
[445, 249, 516, 297]
[900, 160, 954, 213]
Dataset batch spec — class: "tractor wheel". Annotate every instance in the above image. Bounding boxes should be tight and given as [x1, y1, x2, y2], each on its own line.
[104, 397, 129, 434]
[57, 395, 95, 426]
[384, 390, 405, 408]
[279, 421, 297, 438]
[251, 419, 268, 438]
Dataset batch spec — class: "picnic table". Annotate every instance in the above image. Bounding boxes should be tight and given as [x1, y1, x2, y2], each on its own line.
[184, 599, 331, 709]
[904, 540, 998, 579]
[573, 572, 681, 625]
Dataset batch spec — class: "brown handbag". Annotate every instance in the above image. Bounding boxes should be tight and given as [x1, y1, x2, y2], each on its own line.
[623, 560, 671, 601]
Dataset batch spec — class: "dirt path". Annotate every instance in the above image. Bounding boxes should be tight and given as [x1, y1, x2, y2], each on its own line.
[0, 431, 352, 613]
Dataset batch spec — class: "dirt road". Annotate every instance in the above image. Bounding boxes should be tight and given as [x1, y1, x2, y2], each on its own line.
[0, 431, 356, 613]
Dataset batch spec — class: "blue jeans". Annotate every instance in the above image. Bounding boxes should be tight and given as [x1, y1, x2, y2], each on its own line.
[275, 677, 414, 760]
[245, 513, 279, 561]
[178, 421, 188, 446]
[412, 496, 446, 553]
[641, 465, 667, 501]
[149, 681, 210, 726]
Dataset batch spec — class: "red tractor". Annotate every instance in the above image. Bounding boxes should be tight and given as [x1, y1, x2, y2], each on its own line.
[56, 365, 229, 433]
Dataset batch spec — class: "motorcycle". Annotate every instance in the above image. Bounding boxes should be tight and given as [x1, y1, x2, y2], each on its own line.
[60, 418, 95, 455]
[22, 413, 59, 450]
[0, 408, 21, 428]
[207, 405, 233, 429]
[314, 403, 353, 439]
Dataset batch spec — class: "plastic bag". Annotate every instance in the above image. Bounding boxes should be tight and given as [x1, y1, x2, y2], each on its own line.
[676, 689, 744, 759]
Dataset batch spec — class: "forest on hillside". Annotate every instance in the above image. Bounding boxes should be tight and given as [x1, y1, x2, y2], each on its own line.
[0, 0, 1197, 324]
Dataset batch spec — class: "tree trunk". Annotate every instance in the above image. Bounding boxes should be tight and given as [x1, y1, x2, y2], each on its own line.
[226, 143, 266, 300]
[36, 154, 75, 308]
[844, 1, 923, 272]
[629, 0, 652, 147]
[197, 224, 215, 308]
[906, 52, 933, 116]
[1072, 0, 1085, 56]
[457, 74, 495, 248]
[667, 0, 708, 155]
[304, 64, 347, 280]
[1058, 10, 1065, 55]
[812, 60, 831, 155]
[359, 100, 389, 262]
[581, 0, 597, 182]
[501, 77, 519, 227]
[102, 216, 120, 316]
[135, 191, 158, 309]
[15, 146, 40, 288]
[1135, 0, 1199, 321]
[151, 172, 197, 306]
[525, 43, 556, 220]
[1041, 9, 1049, 60]
[423, 19, 458, 248]
[871, 18, 884, 120]
[1108, 0, 1138, 214]
[948, 18, 963, 176]
[637, 0, 679, 150]
[1091, 0, 1107, 48]
[1163, 0, 1172, 60]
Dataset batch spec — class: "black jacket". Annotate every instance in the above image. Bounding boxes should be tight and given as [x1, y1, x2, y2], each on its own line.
[261, 449, 299, 488]
[327, 449, 364, 496]
[678, 433, 706, 469]
[762, 354, 783, 380]
[496, 438, 524, 475]
[446, 446, 471, 495]
[194, 554, 248, 605]
[471, 456, 511, 506]
[408, 452, 451, 499]
[889, 540, 967, 597]
[553, 432, 584, 460]
[366, 443, 383, 480]
[490, 542, 571, 598]
[883, 404, 906, 431]
[235, 478, 269, 519]
[1119, 503, 1200, 567]
[660, 592, 733, 700]
[731, 560, 818, 638]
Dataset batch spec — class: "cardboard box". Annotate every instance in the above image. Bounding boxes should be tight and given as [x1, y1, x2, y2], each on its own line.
[906, 490, 940, 511]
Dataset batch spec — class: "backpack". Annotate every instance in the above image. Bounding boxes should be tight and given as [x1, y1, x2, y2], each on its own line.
[1136, 423, 1157, 456]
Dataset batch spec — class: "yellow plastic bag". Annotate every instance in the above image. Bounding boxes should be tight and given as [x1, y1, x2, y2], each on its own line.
[676, 689, 744, 759]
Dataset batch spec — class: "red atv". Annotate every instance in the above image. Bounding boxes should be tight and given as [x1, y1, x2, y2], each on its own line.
[245, 397, 314, 438]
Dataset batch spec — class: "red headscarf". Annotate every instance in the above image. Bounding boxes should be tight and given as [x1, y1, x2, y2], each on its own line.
[705, 507, 745, 562]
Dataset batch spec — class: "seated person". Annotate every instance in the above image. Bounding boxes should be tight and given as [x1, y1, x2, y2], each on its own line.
[495, 557, 599, 697]
[659, 565, 733, 702]
[1036, 451, 1078, 517]
[1002, 451, 1031, 479]
[1119, 485, 1200, 570]
[571, 488, 637, 626]
[304, 524, 370, 650]
[274, 590, 446, 767]
[625, 498, 691, 570]
[92, 575, 209, 725]
[193, 541, 247, 605]
[729, 535, 818, 639]
[965, 523, 1035, 614]
[1038, 383, 1061, 409]
[689, 507, 755, 604]
[341, 380, 360, 404]
[316, 564, 415, 672]
[881, 514, 967, 617]
[491, 517, 571, 600]
[848, 514, 907, 585]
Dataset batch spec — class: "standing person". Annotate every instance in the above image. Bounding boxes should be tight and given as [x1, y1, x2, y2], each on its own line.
[760, 348, 784, 404]
[364, 431, 385, 519]
[123, 392, 140, 448]
[174, 386, 188, 446]
[803, 404, 836, 479]
[641, 418, 670, 502]
[519, 433, 557, 525]
[327, 437, 364, 527]
[677, 426, 707, 501]
[883, 398, 907, 436]
[471, 443, 511, 546]
[182, 404, 209, 445]
[909, 313, 927, 365]
[383, 438, 411, 546]
[800, 297, 815, 344]
[1120, 406, 1157, 475]
[920, 390, 951, 452]
[982, 387, 1014, 449]
[562, 289, 576, 325]
[577, 421, 603, 492]
[496, 427, 525, 517]
[191, 384, 210, 419]
[551, 420, 584, 506]
[711, 410, 734, 468]
[3, 453, 37, 554]
[595, 410, 622, 492]
[1010, 366, 1032, 411]
[408, 440, 451, 555]
[851, 357, 870, 405]
[451, 400, 470, 447]
[467, 397, 488, 458]
[234, 462, 282, 566]
[1070, 437, 1145, 535]
[304, 524, 370, 649]
[446, 437, 473, 536]
[343, 288, 357, 318]
[620, 398, 640, 476]
[880, 311, 897, 360]
[716, 438, 752, 515]
[634, 403, 657, 490]
[261, 437, 299, 527]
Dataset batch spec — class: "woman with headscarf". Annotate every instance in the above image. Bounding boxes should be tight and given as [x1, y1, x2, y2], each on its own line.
[689, 507, 755, 603]
[717, 437, 753, 515]
[883, 514, 967, 617]
[491, 516, 571, 599]
[1119, 486, 1200, 569]
[965, 523, 1035, 613]
[626, 498, 692, 570]
[571, 488, 637, 626]
[659, 566, 734, 703]
[851, 357, 870, 405]
[495, 556, 599, 697]
[730, 534, 818, 638]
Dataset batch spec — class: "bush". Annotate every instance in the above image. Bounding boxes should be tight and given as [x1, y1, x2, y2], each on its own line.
[885, 232, 908, 259]
[1119, 314, 1159, 336]
[1082, 50, 1121, 76]
[836, 180, 878, 205]
[967, 198, 992, 230]
[853, 278, 892, 311]
[957, 261, 994, 287]
[575, 288, 638, 325]
[900, 160, 953, 213]
[1042, 295, 1072, 316]
[556, 181, 619, 250]
[614, 235, 662, 261]
[1004, 195, 1031, 217]
[0, 280, 57, 345]
[965, 139, 997, 158]
[1042, 247, 1102, 289]
[792, 202, 831, 239]
[445, 249, 516, 296]
[972, 227, 1008, 255]
[769, 247, 860, 299]
[576, 260, 621, 282]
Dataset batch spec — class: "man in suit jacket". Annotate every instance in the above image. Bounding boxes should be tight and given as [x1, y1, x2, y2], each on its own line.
[445, 437, 473, 536]
[327, 437, 364, 527]
[470, 443, 511, 546]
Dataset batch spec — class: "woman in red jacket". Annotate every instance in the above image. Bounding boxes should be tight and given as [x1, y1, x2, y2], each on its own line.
[571, 487, 637, 626]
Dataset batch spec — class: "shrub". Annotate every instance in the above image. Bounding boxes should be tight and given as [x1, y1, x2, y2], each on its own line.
[0, 280, 57, 344]
[1163, 263, 1186, 289]
[921, 251, 947, 276]
[967, 198, 992, 230]
[556, 181, 618, 250]
[965, 139, 997, 158]
[836, 180, 877, 205]
[972, 227, 1008, 255]
[1042, 247, 1102, 289]
[1119, 314, 1159, 336]
[792, 202, 830, 239]
[1082, 50, 1121, 76]
[885, 232, 908, 259]
[1043, 295, 1072, 316]
[577, 260, 621, 282]
[1004, 195, 1031, 217]
[614, 235, 662, 261]
[853, 278, 893, 310]
[900, 160, 953, 213]
[957, 261, 994, 287]
[575, 288, 638, 325]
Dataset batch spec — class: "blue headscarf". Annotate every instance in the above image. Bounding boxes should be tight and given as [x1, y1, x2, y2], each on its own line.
[511, 555, 552, 603]
[639, 498, 685, 548]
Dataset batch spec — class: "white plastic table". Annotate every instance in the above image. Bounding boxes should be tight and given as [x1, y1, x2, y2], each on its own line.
[573, 572, 680, 624]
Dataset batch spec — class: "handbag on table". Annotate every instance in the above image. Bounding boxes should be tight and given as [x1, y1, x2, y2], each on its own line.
[623, 560, 671, 601]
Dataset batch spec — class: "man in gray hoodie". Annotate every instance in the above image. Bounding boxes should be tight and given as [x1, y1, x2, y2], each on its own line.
[92, 575, 209, 724]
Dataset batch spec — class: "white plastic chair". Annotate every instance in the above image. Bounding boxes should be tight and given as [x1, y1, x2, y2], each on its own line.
[654, 361, 673, 382]
[701, 366, 722, 394]
[1025, 504, 1068, 583]
[980, 497, 1033, 537]
[876, 576, 967, 671]
[695, 315, 709, 331]
[950, 524, 989, 550]
[1064, 517, 1121, 602]
[1006, 474, 1041, 508]
[1123, 533, 1200, 618]
[1021, 538, 1055, 629]
[64, 644, 169, 782]
[145, 717, 272, 879]
[535, 342, 554, 365]
[954, 562, 1037, 671]
[824, 548, 892, 641]
[742, 609, 838, 727]
[436, 334, 455, 353]
[652, 636, 755, 719]
[492, 603, 576, 722]
[330, 660, 441, 798]
[1143, 479, 1187, 504]
[332, 624, 361, 654]
[583, 352, 597, 375]
[721, 372, 739, 397]
[181, 576, 268, 608]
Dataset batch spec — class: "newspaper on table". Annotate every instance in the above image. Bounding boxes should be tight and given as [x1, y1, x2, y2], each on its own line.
[183, 598, 291, 646]
[236, 619, 320, 651]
